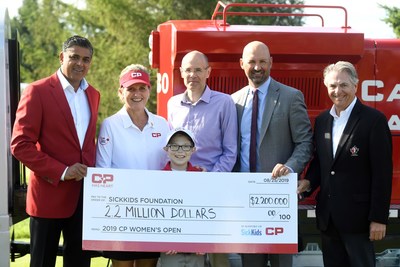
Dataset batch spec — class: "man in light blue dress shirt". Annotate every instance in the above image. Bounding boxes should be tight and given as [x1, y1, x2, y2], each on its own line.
[167, 50, 238, 267]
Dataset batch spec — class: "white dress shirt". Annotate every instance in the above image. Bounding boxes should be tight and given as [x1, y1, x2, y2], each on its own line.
[330, 97, 357, 157]
[57, 69, 90, 148]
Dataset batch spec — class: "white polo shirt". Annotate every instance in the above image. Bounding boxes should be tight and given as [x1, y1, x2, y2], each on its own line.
[96, 107, 170, 170]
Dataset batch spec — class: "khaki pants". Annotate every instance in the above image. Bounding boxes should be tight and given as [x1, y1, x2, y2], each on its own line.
[208, 253, 230, 267]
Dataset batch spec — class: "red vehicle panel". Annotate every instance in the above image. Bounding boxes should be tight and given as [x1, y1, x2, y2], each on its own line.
[150, 3, 400, 209]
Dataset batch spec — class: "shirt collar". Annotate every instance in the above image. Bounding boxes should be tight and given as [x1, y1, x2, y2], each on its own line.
[329, 97, 357, 119]
[182, 86, 211, 104]
[120, 107, 154, 129]
[57, 68, 89, 91]
[248, 77, 271, 96]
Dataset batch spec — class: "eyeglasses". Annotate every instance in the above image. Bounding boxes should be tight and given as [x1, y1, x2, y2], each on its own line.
[167, 144, 193, 151]
[180, 67, 209, 75]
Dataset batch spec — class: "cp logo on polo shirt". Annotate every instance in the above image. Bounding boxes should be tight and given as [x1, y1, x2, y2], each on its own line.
[99, 136, 110, 145]
[152, 132, 161, 137]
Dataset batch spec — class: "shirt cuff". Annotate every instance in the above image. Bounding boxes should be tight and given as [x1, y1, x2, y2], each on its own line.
[60, 167, 68, 181]
[285, 165, 294, 173]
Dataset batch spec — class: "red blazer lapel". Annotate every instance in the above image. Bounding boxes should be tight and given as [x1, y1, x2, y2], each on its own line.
[82, 86, 100, 152]
[48, 73, 80, 146]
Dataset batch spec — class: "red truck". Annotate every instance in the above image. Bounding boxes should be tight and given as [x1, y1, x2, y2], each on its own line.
[149, 0, 400, 260]
[1, 2, 399, 266]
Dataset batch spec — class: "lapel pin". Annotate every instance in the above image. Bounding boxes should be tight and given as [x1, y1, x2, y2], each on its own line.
[350, 145, 359, 157]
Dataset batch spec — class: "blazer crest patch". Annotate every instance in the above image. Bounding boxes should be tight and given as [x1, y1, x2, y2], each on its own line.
[350, 145, 359, 157]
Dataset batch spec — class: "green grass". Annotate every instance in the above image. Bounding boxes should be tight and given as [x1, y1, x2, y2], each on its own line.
[10, 218, 110, 267]
[11, 255, 110, 267]
[11, 219, 30, 239]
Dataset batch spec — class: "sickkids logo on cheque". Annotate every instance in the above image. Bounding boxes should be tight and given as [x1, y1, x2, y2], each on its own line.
[241, 228, 263, 236]
[92, 173, 114, 188]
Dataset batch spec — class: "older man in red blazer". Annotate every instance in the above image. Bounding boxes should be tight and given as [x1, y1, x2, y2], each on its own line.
[11, 35, 100, 267]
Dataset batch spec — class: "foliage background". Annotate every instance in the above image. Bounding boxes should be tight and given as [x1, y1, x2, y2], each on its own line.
[7, 1, 398, 265]
[10, 0, 399, 125]
[10, 0, 307, 124]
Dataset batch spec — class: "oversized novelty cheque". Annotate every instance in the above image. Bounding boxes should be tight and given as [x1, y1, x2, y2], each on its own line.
[82, 168, 298, 253]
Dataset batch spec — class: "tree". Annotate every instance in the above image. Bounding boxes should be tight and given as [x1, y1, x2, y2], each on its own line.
[215, 0, 305, 26]
[11, 0, 76, 82]
[381, 5, 400, 38]
[12, 0, 306, 125]
[78, 0, 219, 119]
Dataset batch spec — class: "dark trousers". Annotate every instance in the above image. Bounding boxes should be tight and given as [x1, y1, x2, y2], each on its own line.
[321, 220, 375, 267]
[241, 253, 269, 267]
[29, 195, 90, 267]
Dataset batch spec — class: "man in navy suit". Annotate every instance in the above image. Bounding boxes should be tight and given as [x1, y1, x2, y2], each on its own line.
[297, 61, 392, 267]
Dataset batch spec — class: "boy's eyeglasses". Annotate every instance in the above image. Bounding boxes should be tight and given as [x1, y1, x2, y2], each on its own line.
[167, 144, 193, 151]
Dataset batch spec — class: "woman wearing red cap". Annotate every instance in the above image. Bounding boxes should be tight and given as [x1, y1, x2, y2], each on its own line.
[96, 64, 170, 267]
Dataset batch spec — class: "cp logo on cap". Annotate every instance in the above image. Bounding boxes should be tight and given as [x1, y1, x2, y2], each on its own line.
[131, 72, 142, 78]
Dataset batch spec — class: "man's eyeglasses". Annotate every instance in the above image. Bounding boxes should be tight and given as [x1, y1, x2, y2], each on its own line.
[180, 67, 209, 76]
[167, 144, 193, 151]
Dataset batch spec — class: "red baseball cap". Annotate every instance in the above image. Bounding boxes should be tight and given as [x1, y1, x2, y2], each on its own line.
[119, 70, 150, 88]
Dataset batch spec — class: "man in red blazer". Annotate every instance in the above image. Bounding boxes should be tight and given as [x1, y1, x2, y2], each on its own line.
[298, 61, 392, 267]
[11, 35, 100, 267]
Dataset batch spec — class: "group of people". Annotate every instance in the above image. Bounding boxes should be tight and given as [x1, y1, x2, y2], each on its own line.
[10, 35, 392, 267]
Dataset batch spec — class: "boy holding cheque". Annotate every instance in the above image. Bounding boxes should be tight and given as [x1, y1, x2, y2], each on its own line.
[160, 128, 205, 267]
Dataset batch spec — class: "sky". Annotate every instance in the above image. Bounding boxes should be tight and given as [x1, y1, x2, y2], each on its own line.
[2, 0, 399, 39]
[303, 0, 399, 38]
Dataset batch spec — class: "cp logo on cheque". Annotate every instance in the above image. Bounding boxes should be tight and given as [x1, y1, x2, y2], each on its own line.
[92, 173, 114, 184]
[265, 227, 284, 235]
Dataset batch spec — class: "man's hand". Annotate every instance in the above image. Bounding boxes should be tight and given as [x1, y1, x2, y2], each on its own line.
[64, 163, 88, 181]
[271, 163, 290, 178]
[297, 179, 311, 200]
[370, 221, 386, 241]
[297, 179, 310, 194]
[165, 250, 178, 255]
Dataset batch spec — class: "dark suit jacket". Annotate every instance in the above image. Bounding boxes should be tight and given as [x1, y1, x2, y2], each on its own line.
[11, 72, 100, 218]
[232, 78, 313, 173]
[306, 99, 392, 233]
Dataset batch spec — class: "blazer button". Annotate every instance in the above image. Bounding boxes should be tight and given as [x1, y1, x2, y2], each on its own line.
[330, 171, 335, 175]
